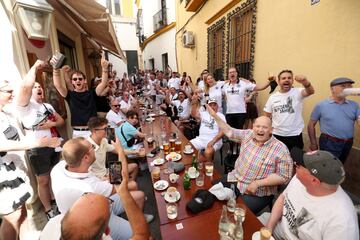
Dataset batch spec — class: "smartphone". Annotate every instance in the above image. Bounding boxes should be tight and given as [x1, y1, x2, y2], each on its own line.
[108, 161, 122, 184]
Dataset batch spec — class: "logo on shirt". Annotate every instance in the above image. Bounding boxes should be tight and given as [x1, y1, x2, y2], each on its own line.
[178, 106, 183, 113]
[273, 96, 295, 114]
[202, 117, 215, 130]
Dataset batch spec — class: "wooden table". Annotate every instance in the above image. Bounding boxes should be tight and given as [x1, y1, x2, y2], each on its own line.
[141, 114, 263, 239]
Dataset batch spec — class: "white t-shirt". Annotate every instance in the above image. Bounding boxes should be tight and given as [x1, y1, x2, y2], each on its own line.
[149, 79, 157, 96]
[264, 88, 306, 136]
[17, 100, 55, 141]
[204, 81, 225, 112]
[172, 98, 190, 120]
[120, 100, 131, 115]
[199, 111, 226, 139]
[88, 137, 115, 178]
[168, 77, 181, 89]
[222, 81, 256, 114]
[106, 110, 124, 128]
[279, 176, 359, 240]
[51, 160, 113, 213]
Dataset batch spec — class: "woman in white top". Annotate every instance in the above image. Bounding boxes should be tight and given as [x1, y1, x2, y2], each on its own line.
[203, 74, 225, 113]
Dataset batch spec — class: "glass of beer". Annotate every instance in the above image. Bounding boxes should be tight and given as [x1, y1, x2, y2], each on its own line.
[175, 140, 182, 153]
[260, 227, 272, 240]
[147, 136, 154, 148]
[163, 141, 170, 155]
[205, 162, 214, 176]
[169, 138, 176, 149]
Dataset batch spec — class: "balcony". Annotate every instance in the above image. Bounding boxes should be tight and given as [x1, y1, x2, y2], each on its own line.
[153, 8, 167, 32]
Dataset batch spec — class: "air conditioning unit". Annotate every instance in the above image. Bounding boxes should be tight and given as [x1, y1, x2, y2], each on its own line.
[182, 31, 195, 48]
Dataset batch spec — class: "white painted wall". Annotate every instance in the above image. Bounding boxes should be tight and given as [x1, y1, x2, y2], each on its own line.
[113, 20, 138, 50]
[142, 27, 176, 71]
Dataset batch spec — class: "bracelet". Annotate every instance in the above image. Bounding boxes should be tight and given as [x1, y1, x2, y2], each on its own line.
[304, 82, 311, 88]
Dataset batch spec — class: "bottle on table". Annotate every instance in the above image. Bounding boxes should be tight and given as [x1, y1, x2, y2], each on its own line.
[191, 153, 198, 169]
[232, 214, 243, 240]
[183, 172, 191, 190]
[218, 205, 233, 239]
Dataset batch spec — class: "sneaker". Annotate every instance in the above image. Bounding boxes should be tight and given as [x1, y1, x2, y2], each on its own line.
[144, 214, 154, 223]
[46, 209, 57, 220]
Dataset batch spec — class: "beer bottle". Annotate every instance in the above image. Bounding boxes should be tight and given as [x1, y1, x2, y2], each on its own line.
[183, 172, 191, 190]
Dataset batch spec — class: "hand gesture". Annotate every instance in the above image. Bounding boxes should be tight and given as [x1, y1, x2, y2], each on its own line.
[268, 75, 276, 82]
[37, 120, 55, 130]
[61, 65, 71, 73]
[33, 60, 46, 71]
[38, 137, 62, 148]
[245, 181, 258, 195]
[191, 93, 199, 102]
[100, 50, 109, 70]
[294, 75, 308, 84]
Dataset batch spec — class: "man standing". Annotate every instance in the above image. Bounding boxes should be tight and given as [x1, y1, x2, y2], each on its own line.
[190, 96, 225, 162]
[264, 70, 314, 151]
[168, 71, 181, 90]
[52, 51, 109, 138]
[16, 60, 65, 219]
[308, 77, 360, 163]
[259, 149, 358, 240]
[207, 105, 293, 214]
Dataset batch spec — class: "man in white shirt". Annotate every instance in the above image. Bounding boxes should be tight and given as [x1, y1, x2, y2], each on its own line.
[259, 149, 359, 240]
[51, 137, 150, 239]
[264, 70, 314, 151]
[168, 72, 181, 90]
[190, 96, 225, 162]
[106, 99, 125, 128]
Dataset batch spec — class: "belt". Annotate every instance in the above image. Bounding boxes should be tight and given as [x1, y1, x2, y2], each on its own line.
[73, 127, 89, 131]
[321, 133, 353, 143]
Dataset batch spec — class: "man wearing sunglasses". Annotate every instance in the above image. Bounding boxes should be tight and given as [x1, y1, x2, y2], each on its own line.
[52, 51, 110, 138]
[106, 99, 125, 128]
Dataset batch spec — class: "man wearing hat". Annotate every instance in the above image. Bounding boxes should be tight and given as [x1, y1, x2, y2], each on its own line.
[259, 149, 359, 239]
[308, 77, 360, 162]
[190, 94, 225, 161]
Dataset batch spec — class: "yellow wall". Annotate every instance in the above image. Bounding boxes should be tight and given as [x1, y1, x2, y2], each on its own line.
[176, 0, 360, 148]
[121, 0, 134, 18]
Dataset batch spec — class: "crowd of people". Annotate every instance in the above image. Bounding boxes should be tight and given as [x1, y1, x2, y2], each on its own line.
[0, 49, 359, 239]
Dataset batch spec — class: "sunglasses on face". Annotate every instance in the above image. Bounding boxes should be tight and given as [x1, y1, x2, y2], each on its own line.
[0, 89, 13, 94]
[112, 105, 120, 107]
[94, 127, 108, 132]
[72, 77, 84, 81]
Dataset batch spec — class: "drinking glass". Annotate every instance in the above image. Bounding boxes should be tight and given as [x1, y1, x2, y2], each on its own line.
[234, 203, 246, 222]
[260, 227, 272, 240]
[166, 203, 178, 219]
[197, 161, 203, 170]
[175, 140, 182, 153]
[196, 172, 204, 187]
[226, 194, 236, 213]
[205, 162, 214, 176]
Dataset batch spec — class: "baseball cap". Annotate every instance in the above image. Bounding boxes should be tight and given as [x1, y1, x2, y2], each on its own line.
[186, 189, 216, 214]
[290, 148, 345, 185]
[330, 77, 354, 87]
[207, 98, 217, 104]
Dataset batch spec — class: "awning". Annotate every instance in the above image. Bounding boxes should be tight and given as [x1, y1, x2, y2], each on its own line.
[47, 0, 126, 62]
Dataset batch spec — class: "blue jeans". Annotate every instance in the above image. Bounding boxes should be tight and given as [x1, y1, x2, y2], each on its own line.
[319, 134, 353, 163]
[109, 194, 132, 240]
[215, 174, 274, 215]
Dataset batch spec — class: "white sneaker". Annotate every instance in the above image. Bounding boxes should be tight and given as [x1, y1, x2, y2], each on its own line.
[144, 214, 154, 223]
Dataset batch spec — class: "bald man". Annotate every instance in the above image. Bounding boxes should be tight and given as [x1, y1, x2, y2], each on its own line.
[41, 142, 149, 239]
[207, 106, 293, 214]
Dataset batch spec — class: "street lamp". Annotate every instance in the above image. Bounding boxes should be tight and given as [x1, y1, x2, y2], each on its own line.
[13, 0, 54, 40]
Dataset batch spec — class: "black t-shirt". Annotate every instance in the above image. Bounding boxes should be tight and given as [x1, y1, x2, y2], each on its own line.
[66, 89, 97, 126]
[95, 95, 110, 113]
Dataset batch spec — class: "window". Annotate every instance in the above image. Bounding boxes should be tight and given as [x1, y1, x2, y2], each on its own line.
[227, 0, 256, 79]
[162, 53, 168, 72]
[207, 18, 225, 80]
[57, 31, 78, 69]
[106, 0, 121, 16]
[149, 58, 155, 71]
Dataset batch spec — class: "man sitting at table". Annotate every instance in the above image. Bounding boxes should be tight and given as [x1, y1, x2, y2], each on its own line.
[41, 141, 150, 240]
[190, 95, 225, 162]
[207, 106, 293, 214]
[115, 110, 146, 158]
[259, 149, 358, 240]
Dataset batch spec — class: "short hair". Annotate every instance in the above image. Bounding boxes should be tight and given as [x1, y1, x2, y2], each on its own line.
[87, 117, 108, 132]
[126, 110, 138, 119]
[71, 70, 86, 80]
[60, 209, 107, 240]
[278, 70, 293, 80]
[62, 137, 89, 167]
